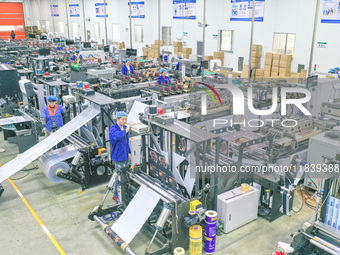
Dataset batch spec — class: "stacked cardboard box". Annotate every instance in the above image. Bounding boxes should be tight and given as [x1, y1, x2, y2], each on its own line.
[204, 56, 213, 61]
[255, 68, 264, 82]
[182, 48, 192, 59]
[119, 42, 125, 49]
[251, 44, 262, 69]
[271, 53, 281, 77]
[232, 72, 242, 78]
[150, 44, 159, 58]
[147, 48, 155, 59]
[218, 69, 229, 78]
[24, 26, 38, 37]
[143, 47, 149, 56]
[241, 65, 249, 78]
[154, 40, 164, 46]
[279, 54, 292, 77]
[264, 53, 273, 77]
[299, 69, 307, 79]
[213, 51, 224, 66]
[173, 42, 183, 56]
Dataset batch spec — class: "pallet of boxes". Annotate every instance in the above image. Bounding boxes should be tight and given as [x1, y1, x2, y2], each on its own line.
[182, 47, 192, 59]
[25, 26, 38, 38]
[173, 42, 183, 58]
[252, 44, 262, 69]
[147, 40, 162, 59]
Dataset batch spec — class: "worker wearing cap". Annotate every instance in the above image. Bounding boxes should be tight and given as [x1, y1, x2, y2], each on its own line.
[56, 43, 63, 51]
[328, 67, 340, 78]
[72, 49, 83, 63]
[41, 96, 66, 137]
[121, 59, 134, 75]
[110, 111, 135, 172]
[64, 46, 72, 55]
[176, 56, 182, 71]
[157, 68, 171, 85]
[86, 54, 96, 64]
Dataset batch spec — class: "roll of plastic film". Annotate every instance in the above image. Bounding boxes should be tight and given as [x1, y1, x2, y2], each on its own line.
[189, 225, 202, 255]
[205, 210, 218, 223]
[204, 235, 216, 254]
[174, 247, 185, 255]
[205, 221, 217, 237]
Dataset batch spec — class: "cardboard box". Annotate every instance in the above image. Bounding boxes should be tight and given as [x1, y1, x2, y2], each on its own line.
[204, 56, 213, 60]
[252, 44, 262, 51]
[219, 69, 229, 77]
[241, 65, 249, 78]
[256, 69, 264, 76]
[119, 42, 125, 49]
[252, 51, 261, 58]
[280, 54, 293, 61]
[232, 71, 241, 78]
[265, 52, 273, 59]
[182, 48, 192, 54]
[154, 40, 164, 46]
[213, 51, 225, 58]
[264, 71, 271, 77]
[272, 60, 280, 67]
[299, 69, 307, 79]
[280, 67, 290, 75]
[173, 42, 183, 47]
[273, 53, 281, 60]
[290, 72, 300, 78]
[183, 54, 190, 59]
[143, 47, 149, 55]
[174, 46, 182, 52]
[151, 44, 158, 49]
[265, 58, 272, 66]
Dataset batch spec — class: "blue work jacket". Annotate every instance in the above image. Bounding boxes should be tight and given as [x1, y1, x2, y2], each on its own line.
[157, 75, 171, 85]
[72, 54, 83, 61]
[56, 47, 63, 51]
[110, 123, 131, 162]
[41, 105, 65, 131]
[121, 65, 134, 75]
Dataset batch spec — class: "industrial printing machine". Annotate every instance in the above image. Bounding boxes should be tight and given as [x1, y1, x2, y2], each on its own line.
[1, 39, 340, 254]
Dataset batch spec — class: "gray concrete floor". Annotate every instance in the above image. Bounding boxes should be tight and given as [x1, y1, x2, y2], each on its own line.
[0, 131, 316, 255]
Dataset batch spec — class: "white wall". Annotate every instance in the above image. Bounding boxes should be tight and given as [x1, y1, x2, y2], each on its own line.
[23, 0, 340, 73]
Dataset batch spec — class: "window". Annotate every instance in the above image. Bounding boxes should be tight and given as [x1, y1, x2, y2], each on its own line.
[59, 21, 64, 35]
[162, 27, 172, 46]
[219, 30, 233, 52]
[72, 22, 79, 38]
[94, 22, 100, 40]
[134, 25, 143, 43]
[273, 33, 295, 55]
[112, 23, 120, 41]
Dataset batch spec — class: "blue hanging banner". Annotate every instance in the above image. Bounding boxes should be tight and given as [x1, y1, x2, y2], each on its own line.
[128, 2, 145, 19]
[230, 0, 265, 22]
[69, 4, 80, 17]
[173, 0, 196, 20]
[95, 3, 108, 17]
[321, 0, 340, 23]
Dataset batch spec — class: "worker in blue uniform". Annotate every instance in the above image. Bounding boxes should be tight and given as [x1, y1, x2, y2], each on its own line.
[110, 112, 135, 172]
[72, 49, 83, 63]
[121, 59, 134, 75]
[86, 54, 96, 64]
[41, 96, 66, 137]
[328, 67, 340, 78]
[157, 68, 171, 84]
[56, 43, 63, 51]
[176, 56, 183, 71]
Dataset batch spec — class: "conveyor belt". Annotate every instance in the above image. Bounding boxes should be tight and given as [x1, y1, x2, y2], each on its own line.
[0, 104, 101, 183]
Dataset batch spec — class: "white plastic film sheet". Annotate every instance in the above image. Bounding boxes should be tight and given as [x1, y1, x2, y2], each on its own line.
[0, 116, 30, 125]
[127, 101, 148, 125]
[0, 104, 101, 183]
[111, 184, 161, 244]
[38, 145, 78, 183]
